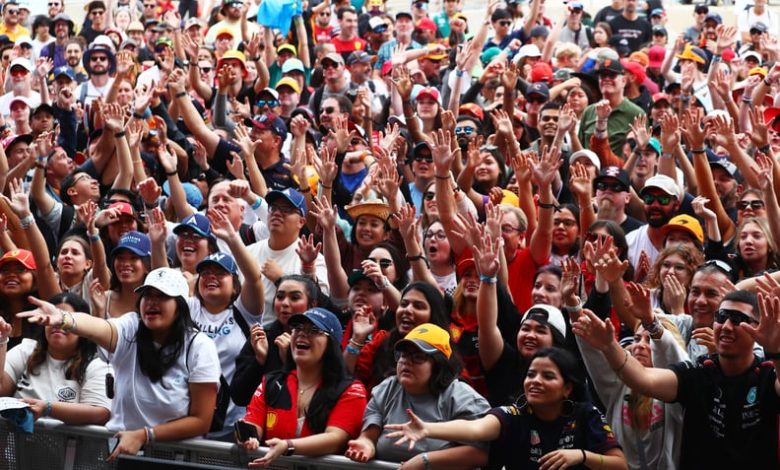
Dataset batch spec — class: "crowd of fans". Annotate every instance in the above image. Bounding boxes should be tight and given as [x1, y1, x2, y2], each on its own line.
[0, 0, 778, 468]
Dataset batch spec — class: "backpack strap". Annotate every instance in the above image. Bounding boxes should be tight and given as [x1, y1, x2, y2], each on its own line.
[184, 331, 199, 372]
[232, 305, 251, 338]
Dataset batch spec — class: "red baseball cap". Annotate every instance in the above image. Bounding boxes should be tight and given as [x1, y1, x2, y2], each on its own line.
[0, 249, 36, 270]
[622, 59, 647, 84]
[530, 62, 553, 84]
[647, 45, 665, 69]
[109, 201, 135, 219]
[415, 17, 437, 32]
[459, 103, 484, 122]
[765, 107, 780, 133]
[416, 86, 440, 103]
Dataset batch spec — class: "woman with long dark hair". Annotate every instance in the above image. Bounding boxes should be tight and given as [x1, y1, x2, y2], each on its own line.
[0, 293, 110, 425]
[237, 308, 367, 467]
[386, 348, 627, 470]
[18, 268, 220, 461]
[346, 324, 490, 467]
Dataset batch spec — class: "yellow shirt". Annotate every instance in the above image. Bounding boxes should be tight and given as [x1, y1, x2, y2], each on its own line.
[0, 24, 30, 42]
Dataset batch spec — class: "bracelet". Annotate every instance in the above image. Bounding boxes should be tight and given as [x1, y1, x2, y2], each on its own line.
[60, 310, 77, 333]
[166, 170, 178, 176]
[691, 148, 707, 153]
[175, 91, 187, 99]
[421, 452, 431, 470]
[642, 316, 663, 338]
[88, 233, 101, 242]
[43, 400, 53, 418]
[406, 254, 426, 262]
[301, 262, 315, 272]
[661, 152, 674, 160]
[615, 348, 629, 379]
[455, 69, 465, 77]
[132, 111, 145, 119]
[114, 131, 126, 138]
[19, 214, 35, 229]
[251, 197, 262, 210]
[298, 185, 311, 194]
[581, 449, 587, 465]
[349, 338, 366, 348]
[346, 344, 361, 355]
[741, 95, 753, 104]
[764, 351, 780, 360]
[143, 200, 159, 209]
[764, 76, 774, 86]
[479, 274, 497, 284]
[0, 335, 8, 346]
[758, 144, 771, 154]
[320, 184, 332, 189]
[434, 174, 451, 180]
[712, 54, 722, 62]
[147, 426, 155, 443]
[538, 201, 558, 210]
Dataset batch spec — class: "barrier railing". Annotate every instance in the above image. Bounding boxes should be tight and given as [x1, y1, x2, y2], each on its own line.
[0, 418, 400, 470]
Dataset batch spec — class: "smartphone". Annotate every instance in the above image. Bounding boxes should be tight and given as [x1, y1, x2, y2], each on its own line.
[234, 420, 259, 442]
[107, 437, 118, 454]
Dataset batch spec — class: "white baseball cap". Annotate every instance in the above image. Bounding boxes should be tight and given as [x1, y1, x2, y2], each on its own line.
[521, 304, 567, 339]
[642, 174, 682, 200]
[135, 268, 189, 299]
[569, 149, 601, 171]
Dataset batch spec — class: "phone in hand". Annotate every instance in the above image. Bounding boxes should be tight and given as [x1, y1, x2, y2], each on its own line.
[234, 420, 259, 442]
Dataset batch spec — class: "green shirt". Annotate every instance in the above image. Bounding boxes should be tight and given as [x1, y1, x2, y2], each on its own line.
[578, 98, 645, 156]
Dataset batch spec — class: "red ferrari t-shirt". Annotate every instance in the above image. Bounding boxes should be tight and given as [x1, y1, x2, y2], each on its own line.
[507, 248, 545, 314]
[331, 36, 367, 55]
[244, 369, 367, 441]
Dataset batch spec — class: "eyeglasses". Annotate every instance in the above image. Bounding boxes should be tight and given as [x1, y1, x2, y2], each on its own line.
[91, 9, 105, 15]
[90, 56, 109, 62]
[703, 259, 733, 274]
[498, 20, 512, 26]
[394, 350, 429, 364]
[423, 191, 435, 201]
[48, 2, 61, 6]
[368, 258, 393, 269]
[269, 205, 299, 215]
[553, 219, 577, 228]
[715, 308, 758, 326]
[178, 231, 207, 241]
[5, 9, 19, 15]
[154, 46, 169, 54]
[199, 66, 212, 73]
[414, 154, 433, 163]
[455, 126, 474, 136]
[321, 106, 337, 115]
[144, 3, 156, 7]
[501, 225, 522, 234]
[641, 193, 673, 205]
[738, 200, 765, 211]
[256, 99, 279, 108]
[599, 71, 620, 80]
[596, 181, 627, 193]
[425, 230, 447, 241]
[73, 173, 94, 185]
[321, 61, 339, 70]
[290, 323, 329, 337]
[319, 11, 331, 15]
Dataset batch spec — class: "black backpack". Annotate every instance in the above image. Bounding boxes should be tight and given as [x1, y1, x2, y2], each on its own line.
[186, 307, 251, 433]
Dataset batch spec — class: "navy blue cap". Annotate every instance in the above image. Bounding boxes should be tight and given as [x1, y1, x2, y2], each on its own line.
[173, 213, 215, 240]
[53, 66, 76, 81]
[111, 231, 151, 258]
[248, 112, 287, 138]
[197, 252, 238, 275]
[526, 82, 550, 99]
[289, 308, 343, 344]
[704, 12, 722, 24]
[266, 188, 307, 217]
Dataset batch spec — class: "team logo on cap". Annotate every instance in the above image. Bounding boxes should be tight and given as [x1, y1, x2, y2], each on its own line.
[604, 166, 621, 177]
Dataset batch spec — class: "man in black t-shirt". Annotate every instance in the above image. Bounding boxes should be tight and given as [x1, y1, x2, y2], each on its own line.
[576, 290, 780, 469]
[608, 0, 652, 52]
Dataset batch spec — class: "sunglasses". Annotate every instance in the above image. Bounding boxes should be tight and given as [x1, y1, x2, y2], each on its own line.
[528, 96, 548, 104]
[10, 68, 28, 77]
[321, 106, 337, 114]
[256, 99, 279, 108]
[738, 200, 765, 211]
[368, 258, 393, 268]
[394, 350, 429, 364]
[322, 60, 340, 70]
[413, 1, 427, 8]
[91, 10, 105, 15]
[90, 56, 109, 62]
[319, 11, 331, 15]
[48, 2, 61, 6]
[5, 9, 19, 15]
[154, 46, 168, 54]
[199, 66, 212, 73]
[290, 323, 329, 336]
[269, 204, 299, 215]
[596, 181, 627, 193]
[455, 126, 474, 135]
[715, 308, 757, 326]
[498, 20, 512, 26]
[642, 193, 673, 205]
[553, 219, 577, 228]
[414, 154, 433, 163]
[703, 259, 733, 274]
[423, 191, 435, 201]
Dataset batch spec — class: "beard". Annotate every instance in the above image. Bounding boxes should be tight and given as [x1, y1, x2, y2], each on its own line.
[646, 209, 674, 228]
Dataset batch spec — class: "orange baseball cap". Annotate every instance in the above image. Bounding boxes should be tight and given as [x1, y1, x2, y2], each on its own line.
[0, 249, 36, 270]
[395, 323, 452, 359]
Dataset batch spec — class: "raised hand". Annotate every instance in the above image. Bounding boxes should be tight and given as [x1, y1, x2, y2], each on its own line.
[659, 113, 680, 152]
[595, 100, 612, 121]
[560, 257, 581, 306]
[431, 128, 455, 175]
[328, 114, 351, 153]
[571, 308, 616, 352]
[233, 123, 261, 159]
[217, 64, 237, 94]
[180, 33, 199, 61]
[691, 195, 716, 222]
[157, 145, 177, 174]
[393, 204, 421, 246]
[133, 82, 156, 116]
[249, 324, 269, 365]
[115, 50, 135, 77]
[509, 151, 531, 184]
[229, 95, 250, 119]
[628, 114, 649, 151]
[483, 201, 504, 241]
[568, 162, 592, 198]
[473, 231, 500, 278]
[35, 57, 53, 79]
[680, 108, 705, 151]
[244, 33, 262, 60]
[626, 282, 653, 323]
[351, 305, 376, 342]
[296, 234, 322, 265]
[309, 196, 336, 231]
[207, 208, 237, 240]
[440, 110, 456, 134]
[530, 145, 562, 189]
[746, 294, 780, 356]
[691, 327, 716, 354]
[715, 24, 737, 55]
[17, 297, 68, 327]
[146, 207, 168, 246]
[557, 104, 577, 135]
[376, 162, 401, 201]
[313, 145, 338, 188]
[4, 178, 31, 218]
[749, 106, 770, 149]
[392, 65, 413, 100]
[490, 108, 514, 137]
[502, 59, 519, 92]
[103, 103, 126, 133]
[137, 177, 162, 207]
[661, 273, 687, 314]
[753, 151, 774, 193]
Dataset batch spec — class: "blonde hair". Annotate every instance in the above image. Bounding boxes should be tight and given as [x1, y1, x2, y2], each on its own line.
[555, 42, 582, 60]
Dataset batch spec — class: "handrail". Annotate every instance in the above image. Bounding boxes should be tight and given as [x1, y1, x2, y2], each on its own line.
[1, 418, 400, 470]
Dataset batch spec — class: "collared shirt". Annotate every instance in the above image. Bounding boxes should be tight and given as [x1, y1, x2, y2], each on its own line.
[578, 97, 646, 156]
[376, 38, 422, 70]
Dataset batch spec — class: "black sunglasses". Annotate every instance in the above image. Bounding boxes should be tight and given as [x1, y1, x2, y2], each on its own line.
[596, 181, 627, 193]
[423, 191, 435, 201]
[737, 200, 765, 211]
[368, 258, 393, 268]
[321, 106, 337, 114]
[414, 154, 433, 163]
[715, 308, 757, 326]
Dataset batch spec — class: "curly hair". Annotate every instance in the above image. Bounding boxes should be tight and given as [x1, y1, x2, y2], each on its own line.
[644, 244, 704, 290]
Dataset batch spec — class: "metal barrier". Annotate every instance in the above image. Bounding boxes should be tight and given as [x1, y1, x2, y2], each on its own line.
[0, 418, 400, 470]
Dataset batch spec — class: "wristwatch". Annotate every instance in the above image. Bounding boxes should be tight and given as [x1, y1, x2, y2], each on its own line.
[182, 60, 190, 67]
[284, 439, 295, 456]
